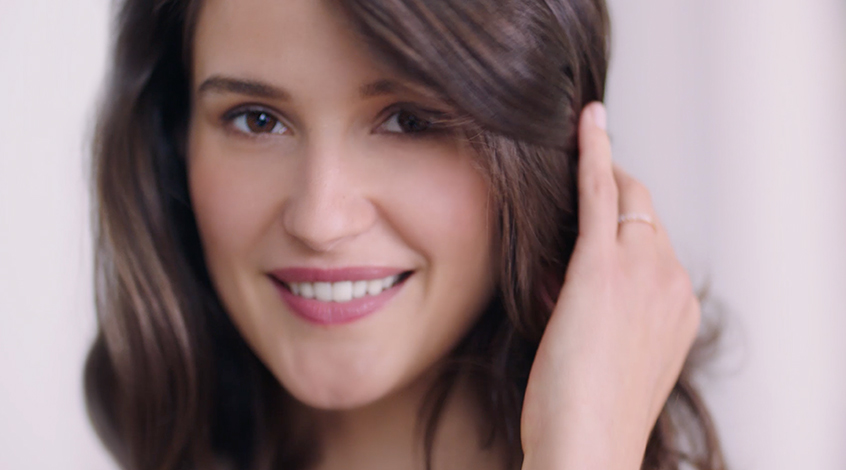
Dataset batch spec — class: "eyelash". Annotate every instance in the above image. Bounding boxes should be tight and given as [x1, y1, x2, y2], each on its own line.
[376, 104, 449, 137]
[222, 106, 288, 138]
[220, 103, 449, 140]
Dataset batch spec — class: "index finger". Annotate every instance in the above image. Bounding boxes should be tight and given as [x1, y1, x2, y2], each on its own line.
[577, 102, 618, 246]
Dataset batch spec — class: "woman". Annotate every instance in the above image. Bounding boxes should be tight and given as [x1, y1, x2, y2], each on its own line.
[85, 0, 725, 469]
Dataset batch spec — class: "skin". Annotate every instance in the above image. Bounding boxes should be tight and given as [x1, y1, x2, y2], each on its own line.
[189, 0, 501, 468]
[188, 1, 700, 469]
[520, 106, 700, 470]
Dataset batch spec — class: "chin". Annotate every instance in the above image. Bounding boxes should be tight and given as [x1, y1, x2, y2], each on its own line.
[283, 376, 398, 411]
[290, 385, 383, 410]
[271, 352, 407, 411]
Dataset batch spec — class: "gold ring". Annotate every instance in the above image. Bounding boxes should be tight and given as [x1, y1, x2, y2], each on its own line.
[617, 212, 656, 230]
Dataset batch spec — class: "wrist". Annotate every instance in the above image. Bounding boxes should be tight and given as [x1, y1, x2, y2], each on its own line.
[520, 401, 650, 470]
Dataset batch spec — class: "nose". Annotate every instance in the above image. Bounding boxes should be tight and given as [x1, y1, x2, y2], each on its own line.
[282, 144, 377, 253]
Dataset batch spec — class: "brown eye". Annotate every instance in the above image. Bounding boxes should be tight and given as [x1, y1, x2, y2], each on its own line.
[380, 109, 433, 134]
[396, 110, 431, 133]
[231, 109, 287, 135]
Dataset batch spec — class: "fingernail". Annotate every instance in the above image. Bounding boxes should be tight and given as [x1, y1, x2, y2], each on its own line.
[591, 103, 607, 130]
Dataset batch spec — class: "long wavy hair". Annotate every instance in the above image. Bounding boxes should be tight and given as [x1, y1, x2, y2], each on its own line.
[84, 0, 726, 469]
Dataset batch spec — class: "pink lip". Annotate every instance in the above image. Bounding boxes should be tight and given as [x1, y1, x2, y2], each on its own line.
[268, 267, 412, 325]
[270, 266, 407, 283]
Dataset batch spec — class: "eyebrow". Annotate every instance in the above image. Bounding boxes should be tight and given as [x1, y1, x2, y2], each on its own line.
[196, 75, 418, 100]
[197, 76, 290, 99]
[359, 79, 413, 98]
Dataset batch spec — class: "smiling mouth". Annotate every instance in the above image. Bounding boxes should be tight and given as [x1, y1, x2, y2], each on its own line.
[273, 271, 414, 303]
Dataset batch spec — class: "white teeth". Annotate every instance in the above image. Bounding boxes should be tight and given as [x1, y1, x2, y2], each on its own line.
[332, 281, 353, 302]
[299, 283, 315, 299]
[367, 279, 383, 296]
[287, 274, 404, 302]
[382, 275, 398, 289]
[314, 282, 333, 302]
[353, 280, 368, 299]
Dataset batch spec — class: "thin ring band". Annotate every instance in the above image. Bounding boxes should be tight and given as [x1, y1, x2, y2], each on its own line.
[618, 212, 656, 230]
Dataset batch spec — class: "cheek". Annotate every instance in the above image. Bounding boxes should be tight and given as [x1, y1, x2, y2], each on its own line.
[376, 146, 495, 312]
[190, 170, 253, 261]
[387, 155, 492, 267]
[186, 126, 288, 297]
[189, 161, 252, 277]
[187, 125, 289, 262]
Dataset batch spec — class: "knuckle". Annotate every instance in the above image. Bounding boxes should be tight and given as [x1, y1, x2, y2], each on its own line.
[684, 297, 703, 343]
[622, 180, 652, 206]
[690, 299, 702, 330]
[685, 292, 702, 322]
[619, 176, 652, 200]
[669, 267, 700, 334]
[668, 265, 694, 299]
[583, 170, 618, 203]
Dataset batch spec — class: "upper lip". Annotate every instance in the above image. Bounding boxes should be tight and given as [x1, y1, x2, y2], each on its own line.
[269, 266, 411, 284]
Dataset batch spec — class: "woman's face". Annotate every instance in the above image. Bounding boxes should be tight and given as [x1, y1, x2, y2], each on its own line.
[188, 0, 495, 409]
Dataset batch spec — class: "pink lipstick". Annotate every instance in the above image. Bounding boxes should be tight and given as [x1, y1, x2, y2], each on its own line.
[269, 267, 411, 325]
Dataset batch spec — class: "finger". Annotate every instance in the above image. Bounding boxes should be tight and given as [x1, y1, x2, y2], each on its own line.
[577, 102, 617, 246]
[612, 165, 658, 243]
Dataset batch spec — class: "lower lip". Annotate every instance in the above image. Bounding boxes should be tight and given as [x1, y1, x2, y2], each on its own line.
[271, 276, 409, 325]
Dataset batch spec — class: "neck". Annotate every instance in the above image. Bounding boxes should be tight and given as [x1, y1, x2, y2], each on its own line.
[308, 371, 508, 470]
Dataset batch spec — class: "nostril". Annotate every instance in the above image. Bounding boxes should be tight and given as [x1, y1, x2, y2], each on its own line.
[281, 193, 378, 253]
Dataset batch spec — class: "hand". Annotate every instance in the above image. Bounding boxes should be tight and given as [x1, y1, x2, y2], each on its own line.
[520, 103, 701, 470]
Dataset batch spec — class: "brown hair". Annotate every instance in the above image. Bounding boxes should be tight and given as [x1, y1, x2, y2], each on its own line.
[85, 0, 726, 469]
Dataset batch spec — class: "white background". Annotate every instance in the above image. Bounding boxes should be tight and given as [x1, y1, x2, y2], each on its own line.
[1, 0, 844, 468]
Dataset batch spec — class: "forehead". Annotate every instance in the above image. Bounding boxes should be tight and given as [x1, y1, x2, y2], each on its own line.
[192, 0, 391, 97]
